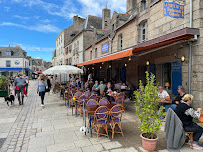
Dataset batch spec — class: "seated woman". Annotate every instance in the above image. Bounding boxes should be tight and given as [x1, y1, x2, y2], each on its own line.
[174, 94, 203, 150]
[92, 80, 99, 95]
[103, 82, 115, 103]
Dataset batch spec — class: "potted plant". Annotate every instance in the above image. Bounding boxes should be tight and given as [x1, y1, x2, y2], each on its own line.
[134, 71, 165, 151]
[0, 76, 9, 97]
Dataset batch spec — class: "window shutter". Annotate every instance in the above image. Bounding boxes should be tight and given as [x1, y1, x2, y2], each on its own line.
[172, 61, 182, 95]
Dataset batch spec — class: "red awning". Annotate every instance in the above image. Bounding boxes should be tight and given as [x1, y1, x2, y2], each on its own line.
[77, 27, 199, 66]
[132, 27, 199, 53]
[77, 49, 133, 66]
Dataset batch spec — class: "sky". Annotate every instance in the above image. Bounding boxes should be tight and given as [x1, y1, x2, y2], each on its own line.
[0, 0, 126, 62]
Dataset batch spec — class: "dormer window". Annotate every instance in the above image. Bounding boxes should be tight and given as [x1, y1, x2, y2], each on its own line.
[5, 51, 11, 56]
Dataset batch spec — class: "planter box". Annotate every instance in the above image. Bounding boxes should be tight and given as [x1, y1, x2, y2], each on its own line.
[0, 90, 9, 97]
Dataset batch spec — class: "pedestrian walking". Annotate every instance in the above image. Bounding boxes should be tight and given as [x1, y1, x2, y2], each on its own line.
[37, 76, 47, 107]
[13, 74, 27, 105]
[47, 76, 51, 95]
[24, 74, 29, 96]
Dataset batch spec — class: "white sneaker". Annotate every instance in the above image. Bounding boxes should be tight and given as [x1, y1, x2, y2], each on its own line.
[191, 144, 203, 150]
[41, 104, 44, 107]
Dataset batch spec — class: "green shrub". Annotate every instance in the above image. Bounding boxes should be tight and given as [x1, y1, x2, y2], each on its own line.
[0, 76, 8, 90]
[134, 71, 165, 139]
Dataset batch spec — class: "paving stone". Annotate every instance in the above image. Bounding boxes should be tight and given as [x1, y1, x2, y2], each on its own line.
[81, 144, 104, 152]
[28, 135, 54, 149]
[46, 142, 75, 152]
[65, 148, 82, 152]
[27, 146, 47, 152]
[54, 132, 78, 143]
[102, 141, 122, 150]
[110, 147, 138, 152]
[74, 139, 92, 148]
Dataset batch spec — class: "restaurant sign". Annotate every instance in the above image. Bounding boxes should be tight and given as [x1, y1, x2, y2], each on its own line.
[101, 42, 109, 54]
[163, 2, 184, 18]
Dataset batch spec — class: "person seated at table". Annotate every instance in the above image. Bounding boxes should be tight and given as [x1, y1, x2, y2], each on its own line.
[88, 79, 94, 92]
[114, 81, 123, 90]
[92, 80, 99, 95]
[125, 80, 135, 101]
[158, 86, 176, 112]
[71, 75, 76, 86]
[103, 82, 115, 103]
[172, 86, 186, 105]
[174, 94, 203, 150]
[97, 81, 106, 96]
[84, 80, 89, 91]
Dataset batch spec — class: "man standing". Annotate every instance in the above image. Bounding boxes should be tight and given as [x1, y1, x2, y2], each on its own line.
[13, 74, 27, 105]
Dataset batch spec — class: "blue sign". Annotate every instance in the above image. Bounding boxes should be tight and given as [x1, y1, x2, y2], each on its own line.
[101, 43, 109, 53]
[163, 2, 184, 18]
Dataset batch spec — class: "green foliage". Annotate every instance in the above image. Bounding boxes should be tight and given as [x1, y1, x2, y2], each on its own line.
[0, 76, 8, 90]
[134, 71, 165, 139]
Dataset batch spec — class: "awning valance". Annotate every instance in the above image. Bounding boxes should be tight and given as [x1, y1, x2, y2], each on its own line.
[132, 27, 199, 53]
[77, 27, 199, 67]
[77, 49, 133, 66]
[0, 68, 22, 71]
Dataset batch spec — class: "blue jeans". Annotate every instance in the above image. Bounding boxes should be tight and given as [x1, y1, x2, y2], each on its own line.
[164, 104, 177, 113]
[39, 91, 45, 105]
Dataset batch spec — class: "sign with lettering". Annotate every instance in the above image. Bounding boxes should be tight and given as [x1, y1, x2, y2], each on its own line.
[163, 2, 184, 18]
[101, 42, 109, 53]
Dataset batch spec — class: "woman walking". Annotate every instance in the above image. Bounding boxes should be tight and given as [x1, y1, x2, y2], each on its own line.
[37, 76, 47, 107]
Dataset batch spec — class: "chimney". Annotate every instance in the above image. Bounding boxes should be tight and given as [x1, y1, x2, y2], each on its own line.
[126, 0, 136, 14]
[102, 5, 111, 30]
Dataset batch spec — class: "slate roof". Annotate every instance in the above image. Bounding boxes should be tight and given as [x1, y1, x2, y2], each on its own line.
[0, 46, 27, 58]
[81, 15, 102, 30]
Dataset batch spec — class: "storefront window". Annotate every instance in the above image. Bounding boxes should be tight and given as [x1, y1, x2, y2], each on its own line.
[162, 63, 171, 90]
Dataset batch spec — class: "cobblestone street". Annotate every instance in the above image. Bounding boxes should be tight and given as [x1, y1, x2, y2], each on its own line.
[0, 81, 202, 152]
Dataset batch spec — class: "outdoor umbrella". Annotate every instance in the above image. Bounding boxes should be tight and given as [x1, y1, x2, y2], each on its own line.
[43, 65, 83, 75]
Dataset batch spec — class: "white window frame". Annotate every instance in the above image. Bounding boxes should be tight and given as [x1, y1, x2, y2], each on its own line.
[6, 60, 11, 67]
[5, 51, 11, 56]
[140, 22, 147, 42]
[118, 34, 123, 50]
[142, 0, 147, 11]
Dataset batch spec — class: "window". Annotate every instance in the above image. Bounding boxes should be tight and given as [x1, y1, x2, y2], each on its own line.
[6, 61, 10, 67]
[5, 51, 11, 56]
[112, 24, 115, 31]
[140, 22, 147, 42]
[90, 50, 92, 60]
[95, 48, 97, 58]
[66, 47, 69, 54]
[66, 59, 69, 64]
[142, 0, 146, 11]
[118, 34, 123, 50]
[25, 61, 26, 67]
[77, 41, 79, 54]
[69, 45, 72, 53]
[69, 58, 72, 65]
[162, 63, 171, 89]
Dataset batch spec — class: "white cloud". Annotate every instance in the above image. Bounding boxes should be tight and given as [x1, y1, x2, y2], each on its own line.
[10, 0, 126, 20]
[0, 22, 61, 33]
[13, 15, 30, 20]
[14, 43, 54, 52]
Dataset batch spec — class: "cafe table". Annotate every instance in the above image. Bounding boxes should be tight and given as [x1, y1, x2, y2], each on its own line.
[198, 112, 203, 123]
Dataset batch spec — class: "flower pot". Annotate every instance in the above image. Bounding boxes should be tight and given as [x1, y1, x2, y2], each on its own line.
[140, 133, 158, 151]
[0, 90, 9, 97]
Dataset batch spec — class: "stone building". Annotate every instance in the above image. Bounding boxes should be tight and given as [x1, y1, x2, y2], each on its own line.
[54, 15, 85, 66]
[78, 0, 203, 108]
[0, 46, 33, 77]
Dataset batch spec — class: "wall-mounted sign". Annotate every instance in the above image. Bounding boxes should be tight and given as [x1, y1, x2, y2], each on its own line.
[15, 60, 20, 65]
[101, 42, 109, 54]
[163, 2, 184, 18]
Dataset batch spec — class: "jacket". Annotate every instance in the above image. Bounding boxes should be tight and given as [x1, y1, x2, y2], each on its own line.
[164, 108, 186, 152]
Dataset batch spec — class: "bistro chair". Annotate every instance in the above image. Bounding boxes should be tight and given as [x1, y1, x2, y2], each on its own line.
[185, 132, 194, 149]
[76, 95, 88, 116]
[99, 98, 109, 106]
[117, 92, 125, 98]
[91, 106, 109, 141]
[67, 89, 77, 107]
[89, 94, 97, 101]
[115, 96, 124, 106]
[86, 99, 98, 106]
[108, 105, 124, 139]
[79, 89, 85, 93]
[84, 91, 92, 98]
[76, 87, 80, 91]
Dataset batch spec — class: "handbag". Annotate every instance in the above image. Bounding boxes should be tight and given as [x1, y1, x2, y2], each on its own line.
[45, 86, 50, 92]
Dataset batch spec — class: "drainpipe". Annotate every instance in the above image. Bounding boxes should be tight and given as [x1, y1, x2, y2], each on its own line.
[188, 0, 193, 94]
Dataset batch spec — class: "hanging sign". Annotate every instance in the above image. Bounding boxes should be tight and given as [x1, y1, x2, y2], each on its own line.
[163, 2, 184, 18]
[101, 42, 109, 54]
